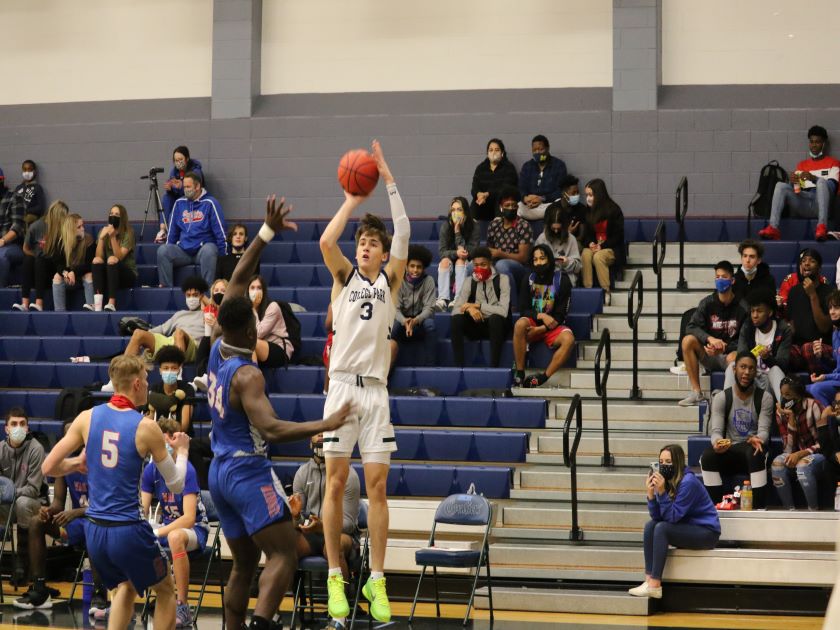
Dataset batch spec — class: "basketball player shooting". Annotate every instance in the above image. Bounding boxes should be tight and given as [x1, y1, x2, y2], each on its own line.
[206, 197, 351, 630]
[319, 140, 409, 624]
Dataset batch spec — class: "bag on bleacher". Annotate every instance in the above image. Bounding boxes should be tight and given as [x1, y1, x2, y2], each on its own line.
[460, 388, 512, 399]
[275, 300, 302, 362]
[749, 160, 788, 219]
[54, 387, 95, 423]
[390, 387, 442, 397]
[118, 316, 152, 336]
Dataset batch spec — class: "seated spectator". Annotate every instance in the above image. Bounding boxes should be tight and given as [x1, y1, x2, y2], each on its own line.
[0, 408, 46, 584]
[469, 138, 518, 223]
[157, 172, 226, 287]
[486, 188, 533, 302]
[725, 290, 790, 401]
[436, 197, 479, 311]
[732, 239, 776, 309]
[700, 352, 773, 509]
[102, 276, 208, 392]
[91, 204, 136, 312]
[808, 290, 840, 406]
[141, 417, 209, 629]
[43, 213, 96, 311]
[581, 179, 624, 305]
[14, 160, 46, 225]
[216, 223, 259, 282]
[771, 376, 824, 511]
[779, 248, 828, 314]
[679, 261, 746, 407]
[13, 201, 68, 312]
[14, 421, 106, 613]
[535, 202, 581, 285]
[759, 125, 839, 242]
[147, 346, 196, 434]
[193, 278, 228, 379]
[785, 249, 833, 374]
[517, 135, 566, 221]
[391, 245, 437, 367]
[249, 275, 295, 368]
[512, 244, 574, 388]
[158, 145, 204, 244]
[816, 391, 840, 482]
[450, 247, 510, 368]
[555, 175, 588, 248]
[629, 444, 720, 600]
[0, 168, 25, 287]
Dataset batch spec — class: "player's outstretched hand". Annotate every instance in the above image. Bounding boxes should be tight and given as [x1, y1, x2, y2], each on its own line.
[323, 402, 354, 432]
[74, 450, 88, 475]
[371, 139, 395, 185]
[166, 431, 190, 454]
[265, 195, 298, 234]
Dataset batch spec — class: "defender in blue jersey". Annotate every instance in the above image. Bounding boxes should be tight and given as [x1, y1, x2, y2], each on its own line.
[43, 354, 191, 630]
[207, 198, 350, 630]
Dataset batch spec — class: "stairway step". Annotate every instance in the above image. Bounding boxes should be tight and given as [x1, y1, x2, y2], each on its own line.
[579, 342, 676, 362]
[616, 267, 709, 287]
[567, 370, 706, 391]
[628, 241, 734, 263]
[509, 488, 642, 503]
[527, 452, 670, 467]
[515, 386, 701, 401]
[474, 586, 650, 615]
[537, 434, 686, 457]
[499, 505, 648, 537]
[520, 468, 645, 492]
[609, 289, 709, 310]
[546, 418, 699, 431]
[553, 400, 702, 422]
[576, 358, 675, 370]
[593, 314, 682, 334]
[491, 542, 644, 568]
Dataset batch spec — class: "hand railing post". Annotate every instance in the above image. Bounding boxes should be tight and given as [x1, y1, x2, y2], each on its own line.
[627, 270, 643, 400]
[563, 394, 584, 542]
[675, 176, 689, 291]
[594, 328, 614, 468]
[652, 220, 667, 342]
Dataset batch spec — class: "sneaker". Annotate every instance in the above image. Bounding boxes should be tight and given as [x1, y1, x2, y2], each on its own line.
[29, 303, 43, 312]
[326, 574, 350, 619]
[82, 303, 95, 311]
[627, 582, 662, 599]
[523, 372, 549, 388]
[434, 297, 449, 313]
[101, 380, 115, 393]
[758, 225, 781, 240]
[192, 374, 209, 393]
[323, 620, 346, 630]
[104, 303, 116, 312]
[154, 228, 167, 244]
[816, 223, 829, 242]
[828, 230, 840, 240]
[11, 303, 28, 312]
[604, 291, 611, 307]
[677, 390, 705, 407]
[669, 362, 687, 375]
[91, 606, 109, 622]
[512, 371, 524, 388]
[175, 602, 193, 627]
[13, 583, 52, 610]
[361, 576, 391, 623]
[89, 590, 108, 617]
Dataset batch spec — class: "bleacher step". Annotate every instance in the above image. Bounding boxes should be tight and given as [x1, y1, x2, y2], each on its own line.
[593, 314, 682, 335]
[488, 541, 644, 574]
[565, 370, 706, 391]
[527, 452, 674, 467]
[473, 586, 649, 615]
[553, 400, 701, 423]
[537, 434, 687, 458]
[516, 387, 697, 402]
[519, 468, 646, 493]
[579, 342, 676, 362]
[616, 266, 710, 287]
[499, 504, 648, 541]
[609, 289, 709, 310]
[627, 242, 736, 263]
[575, 358, 675, 370]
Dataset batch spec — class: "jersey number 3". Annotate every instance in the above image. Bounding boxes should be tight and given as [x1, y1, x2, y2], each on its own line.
[101, 430, 119, 468]
[360, 301, 373, 320]
[206, 373, 225, 419]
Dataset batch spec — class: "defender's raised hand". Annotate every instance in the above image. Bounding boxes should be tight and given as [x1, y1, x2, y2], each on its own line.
[265, 195, 298, 234]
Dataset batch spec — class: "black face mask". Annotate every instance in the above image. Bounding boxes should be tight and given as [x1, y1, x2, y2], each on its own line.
[108, 215, 120, 229]
[311, 440, 324, 460]
[502, 209, 517, 221]
[534, 263, 552, 277]
[212, 292, 224, 305]
[550, 228, 565, 240]
[659, 463, 675, 480]
[779, 397, 796, 411]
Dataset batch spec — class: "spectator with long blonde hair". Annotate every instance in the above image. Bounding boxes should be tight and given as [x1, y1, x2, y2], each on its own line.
[13, 200, 68, 312]
[41, 213, 95, 311]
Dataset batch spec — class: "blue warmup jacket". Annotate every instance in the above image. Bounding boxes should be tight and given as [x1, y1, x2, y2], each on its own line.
[647, 470, 721, 533]
[167, 190, 227, 256]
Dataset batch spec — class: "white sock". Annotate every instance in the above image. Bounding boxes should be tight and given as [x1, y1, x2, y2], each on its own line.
[329, 567, 342, 578]
[370, 571, 384, 581]
[333, 618, 346, 625]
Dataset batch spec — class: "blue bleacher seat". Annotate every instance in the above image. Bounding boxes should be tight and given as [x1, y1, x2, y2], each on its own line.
[273, 265, 316, 287]
[272, 367, 322, 394]
[354, 463, 401, 497]
[422, 430, 472, 461]
[408, 368, 463, 396]
[69, 313, 112, 336]
[452, 466, 512, 499]
[393, 430, 423, 460]
[27, 393, 57, 418]
[461, 369, 511, 392]
[401, 465, 454, 497]
[133, 288, 175, 311]
[473, 432, 528, 463]
[294, 242, 323, 264]
[83, 337, 127, 358]
[683, 220, 725, 242]
[495, 399, 546, 428]
[261, 243, 297, 264]
[295, 395, 324, 422]
[0, 314, 31, 336]
[41, 338, 83, 362]
[761, 242, 799, 265]
[15, 363, 57, 388]
[569, 289, 604, 314]
[294, 288, 331, 312]
[31, 313, 71, 337]
[0, 364, 12, 387]
[0, 392, 27, 413]
[1, 339, 40, 362]
[442, 399, 493, 428]
[313, 266, 333, 288]
[392, 397, 444, 426]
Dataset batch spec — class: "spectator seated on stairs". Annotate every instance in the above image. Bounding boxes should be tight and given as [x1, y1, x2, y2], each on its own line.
[732, 239, 777, 310]
[784, 249, 833, 375]
[723, 290, 790, 401]
[580, 178, 624, 306]
[771, 376, 825, 511]
[678, 261, 747, 407]
[534, 202, 582, 286]
[216, 223, 259, 282]
[807, 289, 840, 406]
[700, 352, 774, 510]
[0, 168, 25, 288]
[628, 444, 720, 600]
[816, 389, 840, 484]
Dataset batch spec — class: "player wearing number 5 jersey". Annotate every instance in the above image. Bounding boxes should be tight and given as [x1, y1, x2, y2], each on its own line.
[42, 354, 190, 630]
[319, 140, 410, 624]
[205, 197, 350, 630]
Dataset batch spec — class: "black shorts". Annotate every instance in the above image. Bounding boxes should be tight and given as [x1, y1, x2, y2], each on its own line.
[302, 532, 325, 556]
[259, 341, 289, 369]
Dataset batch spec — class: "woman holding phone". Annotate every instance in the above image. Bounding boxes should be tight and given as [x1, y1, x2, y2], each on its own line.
[630, 444, 721, 599]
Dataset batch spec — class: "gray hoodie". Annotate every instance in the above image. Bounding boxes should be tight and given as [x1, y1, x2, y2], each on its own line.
[293, 458, 360, 538]
[451, 267, 510, 319]
[396, 275, 436, 325]
[0, 434, 45, 500]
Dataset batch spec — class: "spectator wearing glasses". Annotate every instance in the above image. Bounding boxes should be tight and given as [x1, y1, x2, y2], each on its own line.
[808, 289, 840, 406]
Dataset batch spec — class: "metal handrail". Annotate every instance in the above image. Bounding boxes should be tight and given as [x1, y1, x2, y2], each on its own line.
[675, 176, 688, 291]
[652, 220, 667, 342]
[563, 394, 584, 542]
[627, 270, 643, 400]
[593, 328, 614, 467]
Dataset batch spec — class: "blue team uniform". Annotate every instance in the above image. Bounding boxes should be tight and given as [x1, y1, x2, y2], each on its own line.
[84, 404, 168, 593]
[62, 471, 88, 546]
[141, 461, 209, 551]
[207, 339, 290, 539]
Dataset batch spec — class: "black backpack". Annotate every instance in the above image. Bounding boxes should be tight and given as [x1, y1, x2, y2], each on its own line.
[749, 160, 788, 219]
[119, 316, 152, 336]
[54, 387, 95, 423]
[276, 301, 302, 361]
[675, 307, 697, 363]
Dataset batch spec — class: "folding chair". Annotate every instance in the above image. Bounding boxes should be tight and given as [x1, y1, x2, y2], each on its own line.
[408, 492, 494, 626]
[68, 548, 95, 604]
[0, 477, 17, 603]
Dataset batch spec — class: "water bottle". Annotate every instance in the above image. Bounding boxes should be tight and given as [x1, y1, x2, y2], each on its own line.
[740, 480, 753, 511]
[834, 482, 840, 511]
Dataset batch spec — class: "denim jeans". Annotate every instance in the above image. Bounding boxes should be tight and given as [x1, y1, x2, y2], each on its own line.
[643, 520, 720, 580]
[494, 258, 526, 306]
[772, 452, 826, 510]
[437, 258, 468, 301]
[768, 179, 837, 228]
[392, 318, 437, 366]
[156, 243, 218, 287]
[52, 277, 94, 311]
[0, 243, 23, 287]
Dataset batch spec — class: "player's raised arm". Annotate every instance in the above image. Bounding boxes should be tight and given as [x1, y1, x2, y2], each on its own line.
[320, 193, 364, 295]
[236, 366, 351, 442]
[139, 417, 190, 494]
[42, 412, 88, 477]
[372, 140, 410, 295]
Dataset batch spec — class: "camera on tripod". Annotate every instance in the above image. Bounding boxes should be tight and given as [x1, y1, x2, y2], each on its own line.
[140, 167, 165, 181]
[139, 167, 167, 239]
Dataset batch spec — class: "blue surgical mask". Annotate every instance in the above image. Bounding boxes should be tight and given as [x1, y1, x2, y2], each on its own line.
[567, 194, 580, 205]
[160, 370, 178, 386]
[8, 427, 26, 445]
[715, 278, 732, 293]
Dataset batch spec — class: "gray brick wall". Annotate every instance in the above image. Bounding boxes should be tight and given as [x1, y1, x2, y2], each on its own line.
[1, 87, 839, 221]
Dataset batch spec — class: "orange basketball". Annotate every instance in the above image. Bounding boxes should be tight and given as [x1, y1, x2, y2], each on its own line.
[337, 149, 379, 196]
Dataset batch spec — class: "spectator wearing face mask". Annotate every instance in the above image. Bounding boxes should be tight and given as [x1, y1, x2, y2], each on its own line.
[731, 240, 776, 310]
[147, 346, 195, 434]
[785, 249, 833, 374]
[517, 135, 567, 221]
[101, 276, 208, 392]
[157, 172, 226, 287]
[216, 223, 259, 282]
[193, 278, 228, 381]
[555, 175, 588, 249]
[534, 203, 581, 286]
[469, 138, 519, 223]
[391, 245, 437, 367]
[486, 187, 533, 305]
[91, 204, 136, 312]
[40, 213, 96, 312]
[807, 290, 840, 406]
[581, 178, 625, 305]
[14, 160, 46, 225]
[436, 197, 480, 312]
[0, 168, 25, 288]
[157, 145, 204, 244]
[249, 274, 294, 368]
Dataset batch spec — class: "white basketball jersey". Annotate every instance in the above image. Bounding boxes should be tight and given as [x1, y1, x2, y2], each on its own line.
[329, 268, 396, 383]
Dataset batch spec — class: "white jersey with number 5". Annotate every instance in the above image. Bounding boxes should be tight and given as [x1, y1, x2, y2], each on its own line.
[329, 268, 396, 383]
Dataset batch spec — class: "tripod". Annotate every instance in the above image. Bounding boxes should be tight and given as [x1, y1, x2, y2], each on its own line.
[140, 170, 167, 241]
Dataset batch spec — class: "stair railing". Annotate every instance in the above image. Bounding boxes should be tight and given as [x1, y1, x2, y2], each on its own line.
[593, 328, 614, 467]
[627, 270, 643, 400]
[652, 220, 667, 342]
[563, 393, 585, 542]
[675, 176, 689, 291]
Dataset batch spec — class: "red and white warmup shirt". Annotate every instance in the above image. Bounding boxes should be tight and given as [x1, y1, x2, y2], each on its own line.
[796, 155, 840, 190]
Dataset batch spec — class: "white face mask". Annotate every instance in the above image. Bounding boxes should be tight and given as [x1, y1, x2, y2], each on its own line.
[185, 296, 201, 311]
[22, 172, 34, 182]
[248, 289, 262, 303]
[174, 160, 186, 170]
[8, 426, 26, 445]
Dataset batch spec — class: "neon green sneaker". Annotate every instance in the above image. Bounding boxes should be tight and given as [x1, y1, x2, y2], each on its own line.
[326, 573, 349, 619]
[362, 576, 391, 622]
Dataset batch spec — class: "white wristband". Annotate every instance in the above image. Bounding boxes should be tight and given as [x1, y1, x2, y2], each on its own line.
[258, 223, 276, 243]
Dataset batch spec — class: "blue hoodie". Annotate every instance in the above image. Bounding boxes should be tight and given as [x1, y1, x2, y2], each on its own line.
[647, 470, 721, 533]
[167, 189, 227, 256]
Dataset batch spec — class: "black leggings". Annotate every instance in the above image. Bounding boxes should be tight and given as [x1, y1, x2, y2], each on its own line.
[700, 440, 769, 509]
[20, 255, 35, 298]
[33, 256, 58, 300]
[450, 313, 508, 368]
[92, 260, 136, 301]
